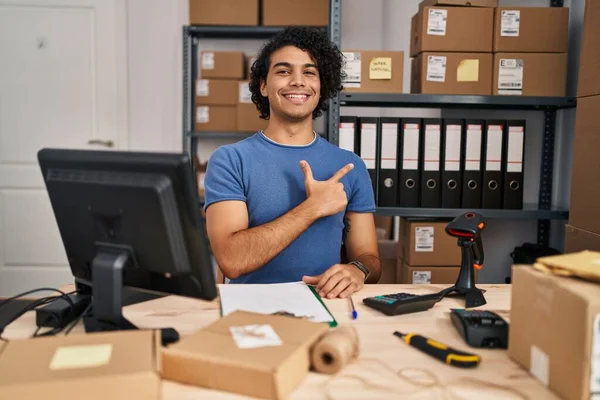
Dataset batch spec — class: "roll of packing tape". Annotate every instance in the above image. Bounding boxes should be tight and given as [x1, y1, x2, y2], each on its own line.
[311, 326, 359, 374]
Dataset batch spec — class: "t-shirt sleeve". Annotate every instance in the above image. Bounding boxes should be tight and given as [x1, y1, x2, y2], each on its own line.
[347, 155, 376, 213]
[203, 146, 246, 211]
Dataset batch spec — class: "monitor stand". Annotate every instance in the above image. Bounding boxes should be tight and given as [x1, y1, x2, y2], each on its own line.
[83, 249, 138, 333]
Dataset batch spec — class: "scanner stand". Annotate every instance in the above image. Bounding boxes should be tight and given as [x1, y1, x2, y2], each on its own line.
[435, 237, 487, 308]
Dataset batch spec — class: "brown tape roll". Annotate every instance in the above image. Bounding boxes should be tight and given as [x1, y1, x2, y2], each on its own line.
[311, 326, 359, 374]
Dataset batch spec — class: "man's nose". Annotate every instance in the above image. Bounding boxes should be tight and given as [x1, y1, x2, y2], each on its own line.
[290, 70, 306, 87]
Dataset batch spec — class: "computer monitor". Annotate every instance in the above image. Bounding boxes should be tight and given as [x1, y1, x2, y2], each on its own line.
[37, 148, 217, 333]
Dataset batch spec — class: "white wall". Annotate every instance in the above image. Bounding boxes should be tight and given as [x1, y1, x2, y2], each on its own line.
[126, 0, 188, 153]
[124, 0, 581, 283]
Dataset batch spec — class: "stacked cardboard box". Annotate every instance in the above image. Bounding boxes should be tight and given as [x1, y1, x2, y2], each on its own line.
[566, 0, 600, 253]
[395, 219, 470, 284]
[189, 0, 328, 27]
[410, 0, 496, 95]
[492, 7, 568, 96]
[195, 51, 267, 133]
[341, 50, 404, 94]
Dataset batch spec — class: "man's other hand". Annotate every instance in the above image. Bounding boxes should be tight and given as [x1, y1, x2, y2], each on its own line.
[302, 264, 365, 299]
[300, 160, 353, 218]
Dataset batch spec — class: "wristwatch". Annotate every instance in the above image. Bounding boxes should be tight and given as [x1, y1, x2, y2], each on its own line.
[349, 260, 370, 282]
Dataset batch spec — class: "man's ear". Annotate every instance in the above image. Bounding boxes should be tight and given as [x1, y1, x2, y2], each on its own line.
[260, 79, 268, 97]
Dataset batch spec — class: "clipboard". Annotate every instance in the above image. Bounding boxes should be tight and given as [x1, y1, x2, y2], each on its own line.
[308, 285, 338, 328]
[218, 282, 338, 328]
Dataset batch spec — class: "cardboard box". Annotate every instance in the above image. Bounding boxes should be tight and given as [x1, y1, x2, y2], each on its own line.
[161, 311, 329, 400]
[493, 7, 569, 53]
[199, 51, 245, 79]
[195, 105, 237, 132]
[410, 7, 493, 57]
[0, 330, 160, 399]
[262, 0, 328, 27]
[375, 216, 394, 240]
[195, 79, 238, 106]
[236, 81, 268, 132]
[577, 0, 600, 98]
[419, 0, 497, 7]
[398, 219, 461, 266]
[509, 265, 600, 400]
[397, 261, 477, 284]
[569, 95, 600, 234]
[411, 52, 492, 95]
[342, 50, 404, 93]
[492, 53, 567, 96]
[378, 240, 398, 284]
[189, 0, 258, 26]
[565, 225, 600, 254]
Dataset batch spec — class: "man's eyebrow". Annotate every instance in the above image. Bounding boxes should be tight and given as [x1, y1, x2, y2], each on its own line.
[272, 62, 292, 69]
[271, 62, 318, 69]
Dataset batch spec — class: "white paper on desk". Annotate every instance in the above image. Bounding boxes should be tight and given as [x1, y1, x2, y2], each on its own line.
[218, 282, 334, 323]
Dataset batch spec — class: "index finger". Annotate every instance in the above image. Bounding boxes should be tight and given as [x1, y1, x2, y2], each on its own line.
[328, 163, 354, 182]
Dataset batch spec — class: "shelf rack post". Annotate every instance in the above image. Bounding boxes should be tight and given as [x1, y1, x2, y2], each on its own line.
[182, 26, 191, 155]
[327, 0, 342, 146]
[537, 109, 557, 247]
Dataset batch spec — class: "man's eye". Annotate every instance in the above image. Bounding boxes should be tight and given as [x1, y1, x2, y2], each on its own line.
[305, 70, 316, 75]
[277, 70, 290, 75]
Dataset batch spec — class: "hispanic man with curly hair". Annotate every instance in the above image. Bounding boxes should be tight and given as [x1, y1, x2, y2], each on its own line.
[203, 27, 380, 298]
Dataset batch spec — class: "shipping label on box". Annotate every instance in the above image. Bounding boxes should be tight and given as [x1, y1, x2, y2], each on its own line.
[427, 9, 448, 36]
[239, 82, 252, 104]
[196, 79, 209, 97]
[497, 58, 523, 95]
[196, 106, 209, 123]
[413, 271, 432, 284]
[500, 10, 520, 37]
[427, 55, 447, 82]
[415, 227, 434, 252]
[342, 52, 362, 88]
[202, 52, 215, 70]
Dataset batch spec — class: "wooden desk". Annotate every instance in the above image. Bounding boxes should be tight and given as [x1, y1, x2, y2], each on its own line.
[4, 284, 557, 400]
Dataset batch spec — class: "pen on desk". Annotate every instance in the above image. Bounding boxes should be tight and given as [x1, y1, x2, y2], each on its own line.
[349, 296, 358, 319]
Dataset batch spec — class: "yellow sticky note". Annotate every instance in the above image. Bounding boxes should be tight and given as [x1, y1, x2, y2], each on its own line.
[49, 344, 112, 371]
[369, 57, 392, 80]
[457, 59, 479, 82]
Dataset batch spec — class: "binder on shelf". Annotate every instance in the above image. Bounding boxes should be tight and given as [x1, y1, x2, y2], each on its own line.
[339, 116, 358, 154]
[398, 118, 422, 208]
[482, 120, 505, 209]
[441, 119, 464, 209]
[503, 120, 526, 209]
[462, 120, 485, 209]
[420, 119, 442, 208]
[357, 117, 379, 201]
[377, 118, 400, 207]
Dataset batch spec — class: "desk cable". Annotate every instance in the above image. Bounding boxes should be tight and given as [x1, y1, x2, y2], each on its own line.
[322, 357, 529, 400]
[0, 288, 75, 341]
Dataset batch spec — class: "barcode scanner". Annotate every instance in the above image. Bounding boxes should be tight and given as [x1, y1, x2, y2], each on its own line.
[438, 212, 487, 308]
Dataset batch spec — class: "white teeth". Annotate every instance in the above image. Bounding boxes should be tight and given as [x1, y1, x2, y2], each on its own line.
[285, 94, 308, 99]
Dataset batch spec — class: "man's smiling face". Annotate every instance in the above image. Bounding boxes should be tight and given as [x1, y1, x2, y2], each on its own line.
[260, 45, 321, 122]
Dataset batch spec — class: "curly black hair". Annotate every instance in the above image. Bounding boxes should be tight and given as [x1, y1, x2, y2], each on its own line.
[249, 26, 345, 120]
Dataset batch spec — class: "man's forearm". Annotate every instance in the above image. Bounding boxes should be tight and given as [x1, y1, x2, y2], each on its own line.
[355, 252, 381, 284]
[219, 200, 319, 279]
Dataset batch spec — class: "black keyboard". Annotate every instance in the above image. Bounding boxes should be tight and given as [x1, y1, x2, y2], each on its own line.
[363, 292, 441, 316]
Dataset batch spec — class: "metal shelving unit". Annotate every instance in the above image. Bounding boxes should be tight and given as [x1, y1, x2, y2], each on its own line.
[338, 93, 576, 110]
[183, 0, 574, 247]
[325, 0, 574, 247]
[375, 206, 569, 220]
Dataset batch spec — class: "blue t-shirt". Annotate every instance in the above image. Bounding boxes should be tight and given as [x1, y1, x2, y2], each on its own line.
[203, 131, 375, 283]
